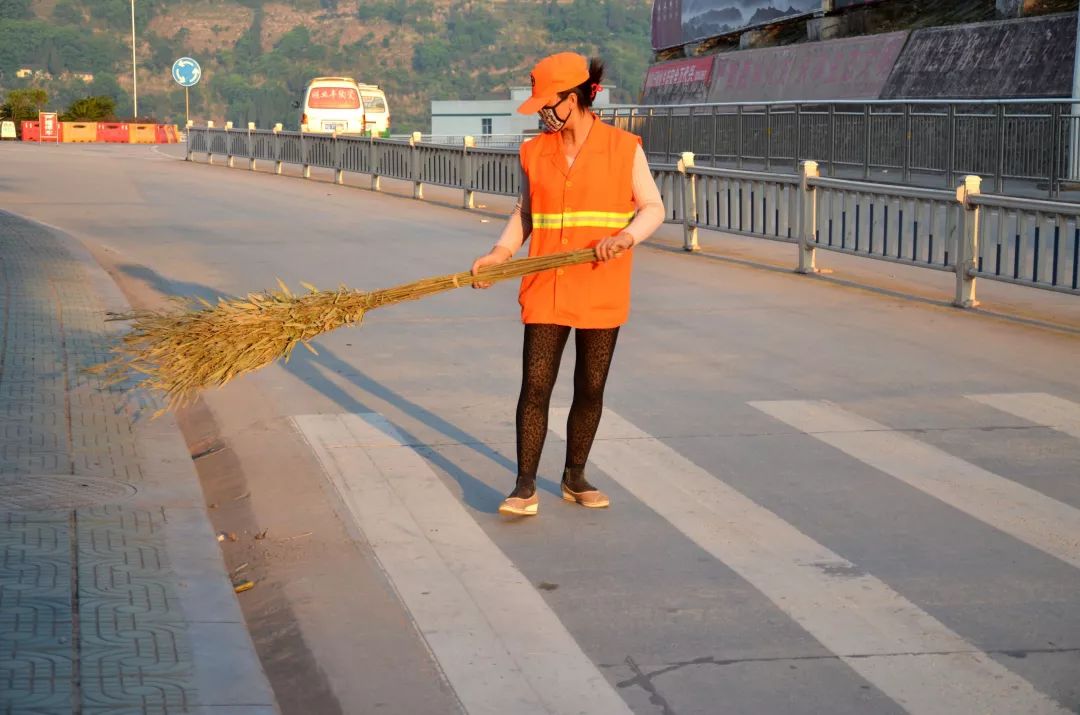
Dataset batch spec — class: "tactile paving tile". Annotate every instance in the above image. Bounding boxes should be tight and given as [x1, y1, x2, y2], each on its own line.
[0, 475, 136, 511]
[76, 508, 194, 711]
[0, 218, 198, 713]
[0, 512, 73, 712]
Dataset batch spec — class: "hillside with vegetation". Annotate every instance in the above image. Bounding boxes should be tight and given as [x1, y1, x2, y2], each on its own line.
[0, 0, 652, 131]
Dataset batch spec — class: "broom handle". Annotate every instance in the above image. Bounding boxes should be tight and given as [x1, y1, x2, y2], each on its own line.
[362, 248, 606, 309]
[466, 247, 600, 285]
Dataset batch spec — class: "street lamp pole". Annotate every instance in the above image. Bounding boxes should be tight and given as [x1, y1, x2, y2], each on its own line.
[130, 0, 138, 119]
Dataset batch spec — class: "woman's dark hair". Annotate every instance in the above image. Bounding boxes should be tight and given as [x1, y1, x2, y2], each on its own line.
[560, 58, 605, 111]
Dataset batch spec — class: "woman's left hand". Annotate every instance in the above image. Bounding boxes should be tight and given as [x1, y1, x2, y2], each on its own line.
[595, 232, 634, 262]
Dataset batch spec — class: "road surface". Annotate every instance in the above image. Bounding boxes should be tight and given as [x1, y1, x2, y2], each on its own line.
[2, 141, 1079, 715]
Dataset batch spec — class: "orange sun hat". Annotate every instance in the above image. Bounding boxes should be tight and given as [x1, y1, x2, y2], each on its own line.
[516, 52, 590, 115]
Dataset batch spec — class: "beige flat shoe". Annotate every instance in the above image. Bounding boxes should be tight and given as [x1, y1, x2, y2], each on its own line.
[561, 484, 610, 509]
[498, 493, 539, 516]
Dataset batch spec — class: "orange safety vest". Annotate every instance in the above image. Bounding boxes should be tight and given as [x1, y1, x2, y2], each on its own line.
[518, 118, 641, 329]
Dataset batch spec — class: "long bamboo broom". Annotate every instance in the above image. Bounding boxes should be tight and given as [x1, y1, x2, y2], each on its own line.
[95, 248, 602, 413]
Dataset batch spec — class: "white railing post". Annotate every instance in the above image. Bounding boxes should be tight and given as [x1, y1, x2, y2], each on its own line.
[797, 160, 820, 274]
[954, 175, 982, 308]
[370, 134, 381, 191]
[185, 120, 193, 161]
[273, 124, 283, 175]
[463, 135, 475, 209]
[206, 120, 214, 164]
[333, 132, 344, 185]
[225, 121, 235, 168]
[678, 151, 699, 251]
[248, 123, 256, 171]
[411, 131, 424, 199]
[302, 131, 311, 179]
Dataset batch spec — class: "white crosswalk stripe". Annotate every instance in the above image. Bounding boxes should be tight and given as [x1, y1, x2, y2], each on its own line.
[292, 413, 634, 715]
[552, 407, 1071, 715]
[967, 392, 1080, 441]
[750, 400, 1080, 571]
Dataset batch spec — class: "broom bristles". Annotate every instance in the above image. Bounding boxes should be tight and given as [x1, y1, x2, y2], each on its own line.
[94, 249, 601, 413]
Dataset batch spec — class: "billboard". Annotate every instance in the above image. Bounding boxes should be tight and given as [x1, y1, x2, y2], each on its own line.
[642, 56, 715, 104]
[653, 0, 821, 50]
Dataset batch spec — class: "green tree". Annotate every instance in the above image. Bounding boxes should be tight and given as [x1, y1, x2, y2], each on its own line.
[0, 87, 49, 123]
[445, 4, 496, 56]
[60, 95, 117, 121]
[89, 0, 156, 33]
[233, 9, 263, 73]
[147, 34, 172, 72]
[273, 26, 325, 62]
[85, 74, 132, 117]
[90, 0, 129, 29]
[52, 0, 82, 24]
[412, 38, 450, 72]
[0, 20, 123, 76]
[0, 0, 31, 19]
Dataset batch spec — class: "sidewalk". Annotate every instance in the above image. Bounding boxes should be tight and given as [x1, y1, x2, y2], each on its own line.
[0, 211, 277, 714]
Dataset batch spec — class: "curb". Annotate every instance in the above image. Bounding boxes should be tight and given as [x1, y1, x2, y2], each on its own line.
[11, 209, 280, 714]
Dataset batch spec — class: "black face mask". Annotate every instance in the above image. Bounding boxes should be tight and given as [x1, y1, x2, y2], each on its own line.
[538, 96, 572, 133]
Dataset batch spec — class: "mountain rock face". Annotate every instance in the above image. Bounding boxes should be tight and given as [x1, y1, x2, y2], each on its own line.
[0, 0, 652, 130]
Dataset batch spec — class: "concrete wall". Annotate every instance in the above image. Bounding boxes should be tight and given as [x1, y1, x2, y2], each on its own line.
[881, 12, 1075, 98]
[430, 99, 530, 136]
[431, 90, 614, 135]
[641, 9, 1076, 105]
[706, 30, 908, 102]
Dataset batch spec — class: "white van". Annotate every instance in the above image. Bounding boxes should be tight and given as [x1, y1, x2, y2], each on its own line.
[357, 83, 390, 136]
[299, 77, 368, 134]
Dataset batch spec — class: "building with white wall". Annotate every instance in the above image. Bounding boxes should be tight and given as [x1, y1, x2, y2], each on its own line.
[431, 85, 613, 136]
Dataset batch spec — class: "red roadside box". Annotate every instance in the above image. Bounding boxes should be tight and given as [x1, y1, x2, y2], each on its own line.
[97, 123, 130, 142]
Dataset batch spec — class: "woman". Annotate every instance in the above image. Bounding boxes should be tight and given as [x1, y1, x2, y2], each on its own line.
[471, 52, 664, 517]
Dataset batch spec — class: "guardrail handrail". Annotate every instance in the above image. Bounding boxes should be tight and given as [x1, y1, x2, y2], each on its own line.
[690, 165, 800, 184]
[809, 176, 956, 202]
[597, 100, 1080, 199]
[603, 98, 1078, 110]
[970, 193, 1080, 214]
[187, 126, 522, 202]
[187, 128, 1078, 305]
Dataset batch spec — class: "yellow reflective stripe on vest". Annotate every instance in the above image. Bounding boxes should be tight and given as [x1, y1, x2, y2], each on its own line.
[532, 211, 636, 230]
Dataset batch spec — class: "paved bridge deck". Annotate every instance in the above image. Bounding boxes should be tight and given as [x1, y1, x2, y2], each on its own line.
[2, 141, 1079, 714]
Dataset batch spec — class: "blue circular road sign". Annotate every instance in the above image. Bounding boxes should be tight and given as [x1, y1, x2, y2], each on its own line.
[171, 57, 202, 87]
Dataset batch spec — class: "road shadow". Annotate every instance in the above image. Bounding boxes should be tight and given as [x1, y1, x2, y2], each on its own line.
[115, 263, 231, 305]
[285, 348, 517, 512]
[105, 261, 549, 512]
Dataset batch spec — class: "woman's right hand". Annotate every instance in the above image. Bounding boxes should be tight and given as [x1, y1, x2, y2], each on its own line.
[471, 246, 512, 289]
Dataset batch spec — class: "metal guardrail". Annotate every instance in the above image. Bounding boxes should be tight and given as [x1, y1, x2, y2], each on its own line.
[971, 193, 1080, 296]
[808, 177, 961, 273]
[187, 127, 521, 205]
[654, 155, 1079, 302]
[188, 126, 1078, 304]
[393, 133, 528, 149]
[600, 100, 1080, 199]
